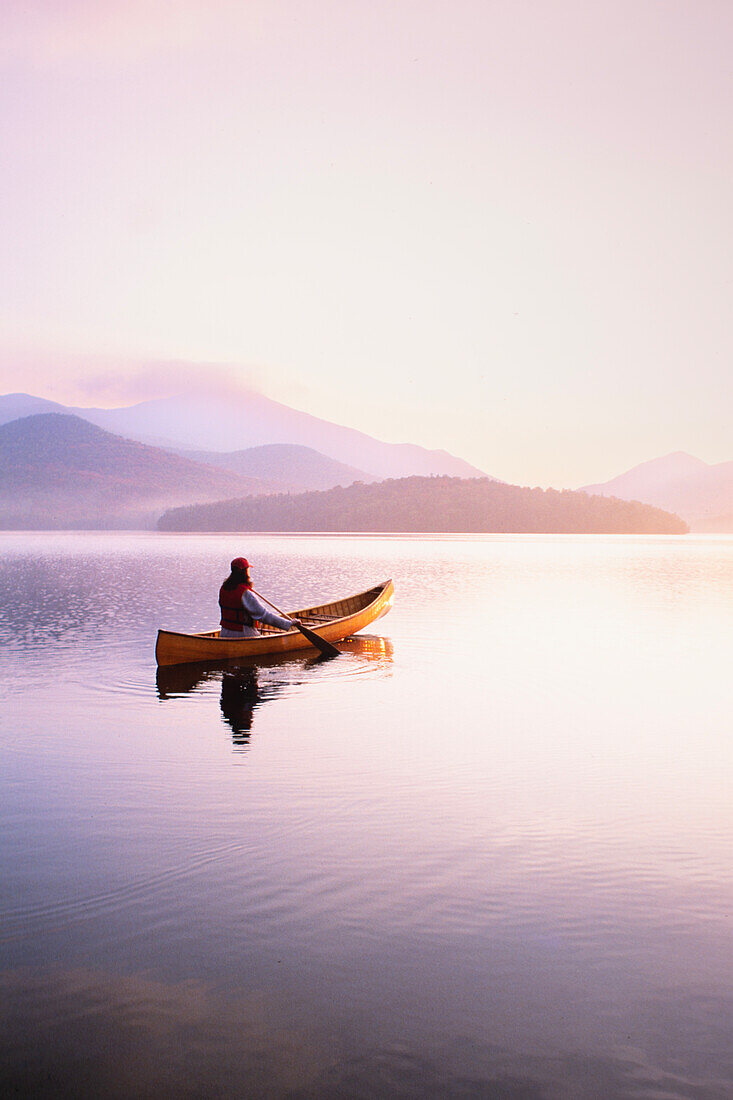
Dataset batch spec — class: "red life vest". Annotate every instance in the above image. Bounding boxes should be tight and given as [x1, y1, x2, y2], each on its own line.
[219, 583, 258, 632]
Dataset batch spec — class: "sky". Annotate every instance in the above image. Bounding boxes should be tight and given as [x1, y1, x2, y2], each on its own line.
[0, 0, 731, 488]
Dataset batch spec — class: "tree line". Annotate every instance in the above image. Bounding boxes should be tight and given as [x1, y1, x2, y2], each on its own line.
[158, 476, 689, 534]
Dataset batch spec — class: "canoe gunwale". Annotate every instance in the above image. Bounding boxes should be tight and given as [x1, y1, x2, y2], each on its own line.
[155, 579, 393, 666]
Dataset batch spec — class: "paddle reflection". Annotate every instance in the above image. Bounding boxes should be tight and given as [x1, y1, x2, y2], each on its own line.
[156, 634, 394, 747]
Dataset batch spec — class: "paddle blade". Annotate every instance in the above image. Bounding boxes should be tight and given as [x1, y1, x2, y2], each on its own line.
[296, 623, 341, 658]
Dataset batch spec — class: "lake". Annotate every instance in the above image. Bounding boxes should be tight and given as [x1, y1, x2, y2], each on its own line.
[1, 532, 731, 1099]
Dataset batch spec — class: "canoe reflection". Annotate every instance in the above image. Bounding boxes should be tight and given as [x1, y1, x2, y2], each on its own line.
[155, 634, 393, 747]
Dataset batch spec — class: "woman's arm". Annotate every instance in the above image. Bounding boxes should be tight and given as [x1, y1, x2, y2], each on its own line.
[242, 590, 293, 631]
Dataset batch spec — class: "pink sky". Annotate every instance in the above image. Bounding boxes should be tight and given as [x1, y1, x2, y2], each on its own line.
[0, 0, 731, 487]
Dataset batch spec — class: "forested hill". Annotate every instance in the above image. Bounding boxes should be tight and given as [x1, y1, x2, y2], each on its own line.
[158, 476, 689, 534]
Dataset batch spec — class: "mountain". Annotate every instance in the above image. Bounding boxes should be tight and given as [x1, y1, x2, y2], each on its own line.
[581, 452, 733, 532]
[178, 443, 377, 492]
[0, 390, 490, 480]
[0, 414, 276, 528]
[158, 476, 688, 535]
[0, 392, 69, 423]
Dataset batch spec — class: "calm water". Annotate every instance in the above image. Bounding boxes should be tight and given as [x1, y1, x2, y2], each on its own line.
[1, 532, 731, 1099]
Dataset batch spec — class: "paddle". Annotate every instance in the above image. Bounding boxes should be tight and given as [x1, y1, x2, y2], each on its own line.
[251, 587, 341, 658]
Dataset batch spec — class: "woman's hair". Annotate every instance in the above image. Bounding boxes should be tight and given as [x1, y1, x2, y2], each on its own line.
[222, 565, 250, 591]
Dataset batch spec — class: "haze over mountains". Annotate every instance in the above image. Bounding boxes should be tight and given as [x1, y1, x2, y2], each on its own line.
[0, 412, 387, 528]
[0, 414, 269, 528]
[0, 391, 486, 481]
[0, 390, 724, 532]
[179, 444, 377, 493]
[581, 452, 733, 532]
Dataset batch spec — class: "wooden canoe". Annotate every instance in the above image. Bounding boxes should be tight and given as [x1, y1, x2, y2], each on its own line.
[155, 578, 394, 667]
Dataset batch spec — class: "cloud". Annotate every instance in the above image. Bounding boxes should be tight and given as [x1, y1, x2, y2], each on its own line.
[77, 359, 268, 404]
[0, 346, 265, 406]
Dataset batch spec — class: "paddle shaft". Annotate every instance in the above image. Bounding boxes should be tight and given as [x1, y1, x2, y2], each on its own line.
[251, 587, 341, 658]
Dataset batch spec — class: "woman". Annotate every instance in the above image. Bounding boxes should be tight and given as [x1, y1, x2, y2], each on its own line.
[218, 557, 301, 639]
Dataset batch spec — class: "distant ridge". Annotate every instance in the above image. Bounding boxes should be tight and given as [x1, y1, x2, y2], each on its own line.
[0, 390, 490, 481]
[581, 451, 733, 532]
[0, 392, 69, 423]
[0, 413, 275, 528]
[158, 476, 689, 534]
[178, 443, 378, 493]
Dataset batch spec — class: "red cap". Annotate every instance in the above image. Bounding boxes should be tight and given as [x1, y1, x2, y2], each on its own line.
[230, 557, 250, 571]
